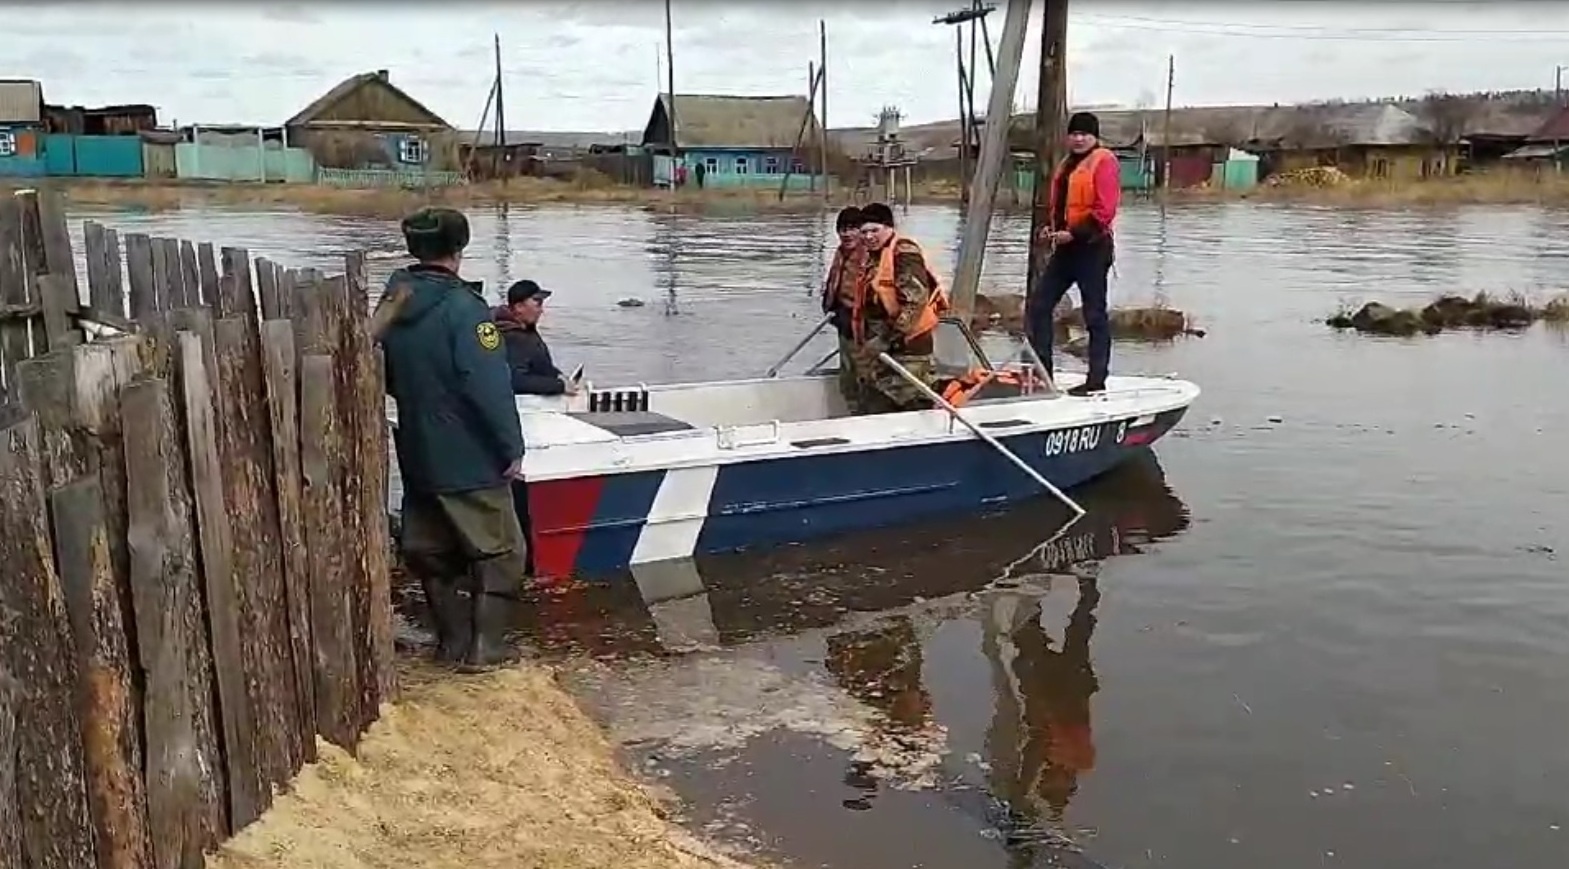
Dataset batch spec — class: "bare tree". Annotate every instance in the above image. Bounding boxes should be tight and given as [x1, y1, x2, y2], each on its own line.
[1418, 90, 1471, 146]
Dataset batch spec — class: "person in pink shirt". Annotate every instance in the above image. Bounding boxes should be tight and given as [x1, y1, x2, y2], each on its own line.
[1026, 111, 1122, 396]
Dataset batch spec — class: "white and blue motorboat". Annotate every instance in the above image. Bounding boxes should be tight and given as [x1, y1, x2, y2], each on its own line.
[390, 319, 1199, 579]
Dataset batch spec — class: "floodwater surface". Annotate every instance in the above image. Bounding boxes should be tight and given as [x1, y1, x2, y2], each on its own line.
[70, 201, 1569, 869]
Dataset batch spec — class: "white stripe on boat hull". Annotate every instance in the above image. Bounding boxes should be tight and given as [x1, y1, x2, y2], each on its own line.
[630, 465, 719, 565]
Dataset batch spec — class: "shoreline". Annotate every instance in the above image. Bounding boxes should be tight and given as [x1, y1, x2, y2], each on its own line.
[207, 659, 763, 869]
[10, 172, 1569, 217]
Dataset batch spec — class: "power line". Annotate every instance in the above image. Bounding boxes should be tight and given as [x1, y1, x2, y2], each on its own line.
[1075, 14, 1569, 42]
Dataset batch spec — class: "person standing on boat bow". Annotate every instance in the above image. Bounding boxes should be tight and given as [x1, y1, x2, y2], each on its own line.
[853, 202, 950, 414]
[380, 206, 527, 672]
[495, 279, 577, 396]
[1026, 111, 1122, 397]
[822, 205, 867, 411]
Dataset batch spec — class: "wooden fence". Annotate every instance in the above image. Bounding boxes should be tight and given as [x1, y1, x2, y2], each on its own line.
[0, 188, 395, 869]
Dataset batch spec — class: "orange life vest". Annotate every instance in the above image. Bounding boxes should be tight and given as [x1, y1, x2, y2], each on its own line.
[854, 234, 950, 343]
[822, 246, 864, 312]
[1047, 147, 1117, 233]
[940, 368, 1027, 407]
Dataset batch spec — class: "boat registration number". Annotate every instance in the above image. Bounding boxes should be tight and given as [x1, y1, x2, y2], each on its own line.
[1042, 421, 1126, 457]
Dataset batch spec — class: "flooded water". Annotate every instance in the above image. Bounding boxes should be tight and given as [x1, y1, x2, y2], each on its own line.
[70, 201, 1569, 868]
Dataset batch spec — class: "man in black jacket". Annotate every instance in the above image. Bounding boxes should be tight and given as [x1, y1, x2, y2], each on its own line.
[494, 279, 577, 396]
[380, 207, 526, 670]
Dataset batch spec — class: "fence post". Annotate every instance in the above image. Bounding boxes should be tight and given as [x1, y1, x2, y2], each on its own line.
[120, 377, 226, 866]
[0, 417, 97, 869]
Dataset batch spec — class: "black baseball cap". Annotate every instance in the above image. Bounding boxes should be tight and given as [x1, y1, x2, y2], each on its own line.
[506, 279, 552, 304]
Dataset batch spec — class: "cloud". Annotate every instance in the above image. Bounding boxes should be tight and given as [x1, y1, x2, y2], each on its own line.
[4, 1, 1567, 130]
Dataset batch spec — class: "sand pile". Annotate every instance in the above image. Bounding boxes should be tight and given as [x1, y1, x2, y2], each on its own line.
[207, 662, 759, 869]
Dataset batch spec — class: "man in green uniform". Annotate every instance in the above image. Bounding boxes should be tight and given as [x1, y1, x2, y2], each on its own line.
[381, 207, 527, 671]
[853, 202, 946, 414]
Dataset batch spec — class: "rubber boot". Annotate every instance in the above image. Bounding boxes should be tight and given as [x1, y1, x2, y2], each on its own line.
[458, 554, 523, 672]
[407, 554, 468, 664]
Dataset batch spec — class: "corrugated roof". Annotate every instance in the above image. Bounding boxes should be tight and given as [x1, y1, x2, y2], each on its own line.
[0, 79, 43, 124]
[284, 71, 451, 129]
[646, 94, 819, 149]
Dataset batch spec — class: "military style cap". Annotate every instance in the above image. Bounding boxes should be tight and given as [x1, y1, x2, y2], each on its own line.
[400, 206, 472, 260]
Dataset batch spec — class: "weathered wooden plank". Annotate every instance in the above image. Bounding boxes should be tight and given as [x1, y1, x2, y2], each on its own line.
[149, 237, 172, 314]
[120, 378, 226, 867]
[0, 418, 96, 869]
[48, 478, 154, 869]
[260, 320, 316, 760]
[84, 222, 113, 314]
[0, 196, 32, 391]
[179, 242, 200, 308]
[254, 258, 282, 321]
[217, 247, 255, 323]
[14, 190, 78, 350]
[213, 317, 300, 785]
[300, 352, 358, 749]
[343, 253, 395, 713]
[0, 667, 21, 869]
[196, 243, 219, 309]
[164, 238, 189, 309]
[123, 234, 156, 320]
[276, 268, 297, 322]
[175, 328, 265, 830]
[32, 189, 80, 308]
[104, 228, 124, 317]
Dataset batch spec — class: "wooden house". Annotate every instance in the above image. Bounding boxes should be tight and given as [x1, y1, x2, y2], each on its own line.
[640, 93, 821, 188]
[0, 79, 45, 178]
[42, 103, 157, 135]
[1500, 104, 1569, 168]
[284, 70, 457, 172]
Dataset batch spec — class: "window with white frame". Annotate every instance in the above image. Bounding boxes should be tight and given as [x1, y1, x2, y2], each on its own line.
[0, 131, 15, 157]
[398, 137, 429, 165]
[704, 156, 719, 173]
[764, 155, 780, 174]
[735, 155, 749, 174]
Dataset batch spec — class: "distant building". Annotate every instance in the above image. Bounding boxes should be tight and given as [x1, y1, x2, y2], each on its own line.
[639, 93, 821, 189]
[0, 79, 45, 178]
[284, 70, 457, 172]
[42, 103, 157, 135]
[1502, 105, 1569, 167]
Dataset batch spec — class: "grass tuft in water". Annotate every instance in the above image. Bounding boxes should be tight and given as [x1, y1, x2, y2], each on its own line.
[1327, 290, 1566, 336]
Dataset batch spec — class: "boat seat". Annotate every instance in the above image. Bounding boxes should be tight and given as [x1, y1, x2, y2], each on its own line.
[566, 410, 696, 437]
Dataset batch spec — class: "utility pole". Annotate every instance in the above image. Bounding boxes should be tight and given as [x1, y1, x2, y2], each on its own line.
[664, 0, 678, 181]
[1161, 55, 1175, 194]
[493, 34, 506, 181]
[820, 19, 829, 199]
[935, 4, 997, 206]
[947, 0, 1032, 323]
[1026, 0, 1069, 292]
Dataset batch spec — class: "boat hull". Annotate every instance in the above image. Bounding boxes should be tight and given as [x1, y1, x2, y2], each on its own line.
[525, 405, 1188, 578]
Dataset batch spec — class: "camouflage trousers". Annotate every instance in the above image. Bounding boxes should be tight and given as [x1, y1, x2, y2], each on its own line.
[855, 349, 936, 414]
[836, 334, 864, 413]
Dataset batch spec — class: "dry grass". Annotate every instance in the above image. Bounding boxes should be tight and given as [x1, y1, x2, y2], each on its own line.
[1327, 290, 1569, 336]
[971, 291, 1199, 340]
[1176, 171, 1569, 207]
[206, 660, 760, 869]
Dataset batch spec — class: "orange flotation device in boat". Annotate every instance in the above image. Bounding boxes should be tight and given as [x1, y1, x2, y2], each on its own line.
[940, 367, 1031, 407]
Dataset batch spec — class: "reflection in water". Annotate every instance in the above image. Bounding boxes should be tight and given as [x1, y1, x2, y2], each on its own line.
[493, 203, 515, 288]
[825, 615, 938, 810]
[983, 581, 1101, 865]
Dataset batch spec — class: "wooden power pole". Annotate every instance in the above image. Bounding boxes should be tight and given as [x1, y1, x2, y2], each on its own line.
[664, 0, 678, 175]
[492, 34, 506, 181]
[947, 0, 1031, 321]
[820, 20, 830, 198]
[1026, 0, 1069, 292]
[1161, 55, 1175, 194]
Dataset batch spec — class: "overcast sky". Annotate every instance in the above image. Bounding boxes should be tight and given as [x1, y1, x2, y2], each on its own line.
[4, 1, 1568, 132]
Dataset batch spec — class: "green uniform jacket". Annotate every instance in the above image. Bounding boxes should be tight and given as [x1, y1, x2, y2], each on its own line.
[382, 264, 525, 494]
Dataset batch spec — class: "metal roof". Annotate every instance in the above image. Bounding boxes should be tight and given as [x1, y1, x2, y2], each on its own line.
[0, 79, 43, 124]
